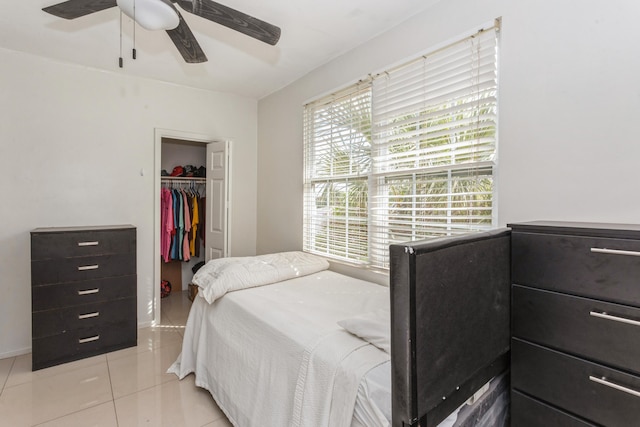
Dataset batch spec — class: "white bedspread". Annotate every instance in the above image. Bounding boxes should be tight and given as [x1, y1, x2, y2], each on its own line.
[169, 270, 390, 427]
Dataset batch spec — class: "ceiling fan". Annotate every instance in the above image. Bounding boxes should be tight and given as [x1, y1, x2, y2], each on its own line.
[42, 0, 281, 63]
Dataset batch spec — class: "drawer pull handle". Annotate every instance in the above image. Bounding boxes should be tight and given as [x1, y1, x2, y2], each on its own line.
[590, 310, 640, 327]
[589, 376, 640, 398]
[77, 265, 99, 271]
[591, 247, 640, 257]
[78, 312, 100, 320]
[78, 288, 99, 296]
[78, 335, 100, 344]
[78, 241, 99, 247]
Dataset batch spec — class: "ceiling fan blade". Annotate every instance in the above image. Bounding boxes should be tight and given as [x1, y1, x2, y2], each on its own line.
[174, 0, 281, 46]
[166, 11, 208, 63]
[43, 0, 117, 19]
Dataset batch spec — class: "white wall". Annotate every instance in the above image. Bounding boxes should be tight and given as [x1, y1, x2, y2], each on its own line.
[0, 48, 258, 358]
[257, 0, 640, 282]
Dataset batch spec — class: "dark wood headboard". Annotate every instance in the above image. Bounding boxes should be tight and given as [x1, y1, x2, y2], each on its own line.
[389, 229, 511, 427]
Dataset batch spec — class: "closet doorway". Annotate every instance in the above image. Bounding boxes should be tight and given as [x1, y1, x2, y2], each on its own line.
[154, 129, 230, 326]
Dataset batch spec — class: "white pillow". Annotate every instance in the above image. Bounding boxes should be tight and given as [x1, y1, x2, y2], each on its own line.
[337, 308, 391, 353]
[193, 251, 330, 304]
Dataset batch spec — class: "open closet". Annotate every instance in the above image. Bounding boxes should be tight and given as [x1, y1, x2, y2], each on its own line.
[161, 138, 206, 294]
[159, 137, 229, 299]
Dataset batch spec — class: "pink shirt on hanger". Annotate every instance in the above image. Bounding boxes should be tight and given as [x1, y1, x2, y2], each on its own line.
[161, 188, 174, 262]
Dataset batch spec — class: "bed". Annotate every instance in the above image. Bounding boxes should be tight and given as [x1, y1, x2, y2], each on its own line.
[169, 229, 511, 427]
[389, 229, 511, 426]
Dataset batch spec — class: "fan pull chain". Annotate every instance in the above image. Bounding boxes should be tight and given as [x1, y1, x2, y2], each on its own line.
[132, 0, 137, 60]
[119, 10, 124, 68]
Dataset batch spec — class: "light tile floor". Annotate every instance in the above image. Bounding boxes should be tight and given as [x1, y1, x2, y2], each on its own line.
[0, 291, 232, 427]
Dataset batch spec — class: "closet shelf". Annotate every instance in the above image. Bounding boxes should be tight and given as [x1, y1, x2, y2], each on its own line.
[161, 176, 206, 182]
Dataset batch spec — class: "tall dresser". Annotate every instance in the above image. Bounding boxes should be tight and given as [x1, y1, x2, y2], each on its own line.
[510, 221, 640, 426]
[31, 225, 137, 371]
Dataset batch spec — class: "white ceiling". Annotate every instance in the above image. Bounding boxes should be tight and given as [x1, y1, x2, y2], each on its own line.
[0, 1, 441, 99]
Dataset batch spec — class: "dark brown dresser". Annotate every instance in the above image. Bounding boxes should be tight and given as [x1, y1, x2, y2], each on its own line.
[509, 221, 640, 426]
[31, 225, 137, 370]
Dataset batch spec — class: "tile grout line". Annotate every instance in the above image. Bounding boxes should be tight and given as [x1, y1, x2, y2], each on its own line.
[26, 358, 114, 426]
[106, 353, 120, 427]
[0, 356, 17, 396]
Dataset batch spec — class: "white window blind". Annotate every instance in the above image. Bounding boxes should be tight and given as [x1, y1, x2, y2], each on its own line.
[303, 83, 372, 264]
[304, 22, 499, 269]
[370, 26, 499, 268]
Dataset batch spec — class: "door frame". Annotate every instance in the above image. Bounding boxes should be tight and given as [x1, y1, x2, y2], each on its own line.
[153, 128, 219, 326]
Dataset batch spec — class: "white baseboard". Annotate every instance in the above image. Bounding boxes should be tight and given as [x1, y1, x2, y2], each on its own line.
[138, 320, 153, 329]
[0, 346, 31, 360]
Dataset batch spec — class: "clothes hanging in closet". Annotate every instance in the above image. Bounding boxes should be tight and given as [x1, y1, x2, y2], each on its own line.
[161, 185, 206, 262]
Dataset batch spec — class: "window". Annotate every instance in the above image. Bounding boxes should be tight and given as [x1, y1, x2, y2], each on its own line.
[304, 22, 500, 269]
[303, 84, 372, 264]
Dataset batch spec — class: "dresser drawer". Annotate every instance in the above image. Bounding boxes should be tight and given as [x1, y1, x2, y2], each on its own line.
[512, 338, 640, 427]
[31, 228, 135, 260]
[513, 285, 640, 375]
[32, 254, 136, 285]
[511, 391, 596, 427]
[32, 320, 137, 371]
[512, 231, 640, 306]
[32, 275, 136, 311]
[33, 297, 136, 339]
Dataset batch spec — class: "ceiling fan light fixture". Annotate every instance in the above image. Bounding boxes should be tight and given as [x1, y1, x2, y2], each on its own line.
[43, 0, 281, 63]
[116, 0, 180, 31]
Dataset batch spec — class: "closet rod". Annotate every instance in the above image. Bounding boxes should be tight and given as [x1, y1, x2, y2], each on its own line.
[161, 177, 206, 184]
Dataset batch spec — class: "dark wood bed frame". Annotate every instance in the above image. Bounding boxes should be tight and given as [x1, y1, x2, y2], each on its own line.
[390, 228, 511, 427]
